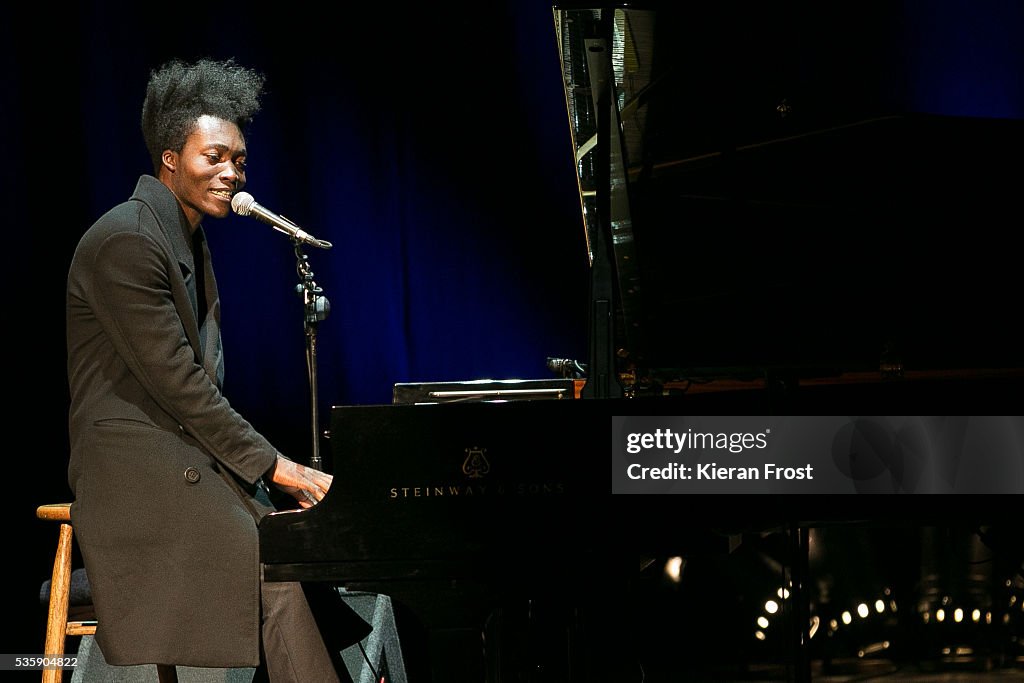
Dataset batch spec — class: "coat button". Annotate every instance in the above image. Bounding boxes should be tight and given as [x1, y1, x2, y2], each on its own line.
[184, 467, 201, 484]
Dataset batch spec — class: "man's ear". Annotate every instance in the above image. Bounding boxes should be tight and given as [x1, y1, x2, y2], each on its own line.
[161, 150, 177, 174]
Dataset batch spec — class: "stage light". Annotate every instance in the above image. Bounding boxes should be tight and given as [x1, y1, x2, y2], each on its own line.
[937, 609, 946, 622]
[954, 608, 964, 623]
[765, 600, 779, 614]
[875, 600, 885, 613]
[972, 609, 981, 622]
[857, 603, 869, 619]
[664, 556, 684, 582]
[757, 616, 769, 629]
[842, 611, 852, 625]
[777, 587, 790, 599]
[755, 631, 766, 641]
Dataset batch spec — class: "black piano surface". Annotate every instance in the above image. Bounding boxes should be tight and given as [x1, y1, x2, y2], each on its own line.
[261, 379, 1024, 577]
[262, 379, 1024, 586]
[552, 2, 1023, 395]
[261, 398, 741, 598]
[259, 378, 1024, 681]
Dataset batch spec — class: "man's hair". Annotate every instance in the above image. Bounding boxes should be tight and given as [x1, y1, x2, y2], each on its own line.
[141, 58, 265, 174]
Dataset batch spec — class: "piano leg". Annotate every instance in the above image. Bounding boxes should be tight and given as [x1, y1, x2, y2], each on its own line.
[484, 597, 636, 683]
[789, 524, 812, 683]
[484, 601, 580, 682]
[428, 627, 486, 682]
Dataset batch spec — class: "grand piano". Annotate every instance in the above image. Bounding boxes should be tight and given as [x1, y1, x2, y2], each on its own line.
[260, 3, 1024, 681]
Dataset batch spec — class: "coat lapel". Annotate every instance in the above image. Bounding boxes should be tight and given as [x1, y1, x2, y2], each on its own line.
[194, 227, 225, 388]
[131, 176, 224, 389]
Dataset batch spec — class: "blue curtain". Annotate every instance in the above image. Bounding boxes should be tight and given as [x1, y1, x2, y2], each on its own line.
[42, 3, 590, 457]
[22, 0, 1024, 463]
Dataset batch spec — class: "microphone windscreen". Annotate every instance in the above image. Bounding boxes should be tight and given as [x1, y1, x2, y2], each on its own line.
[231, 191, 255, 216]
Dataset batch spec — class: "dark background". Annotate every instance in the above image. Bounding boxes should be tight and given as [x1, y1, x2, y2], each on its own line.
[5, 0, 1023, 672]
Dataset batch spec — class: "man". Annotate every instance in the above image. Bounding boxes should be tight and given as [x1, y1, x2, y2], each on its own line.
[66, 57, 365, 682]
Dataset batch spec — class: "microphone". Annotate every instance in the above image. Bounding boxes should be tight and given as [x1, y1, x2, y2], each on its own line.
[230, 191, 332, 249]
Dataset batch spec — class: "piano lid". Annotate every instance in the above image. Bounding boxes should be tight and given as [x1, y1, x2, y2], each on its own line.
[553, 2, 1024, 393]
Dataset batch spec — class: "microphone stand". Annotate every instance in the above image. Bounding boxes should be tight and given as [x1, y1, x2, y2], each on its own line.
[293, 240, 331, 471]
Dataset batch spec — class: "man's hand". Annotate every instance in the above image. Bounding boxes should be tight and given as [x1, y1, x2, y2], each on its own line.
[268, 454, 334, 509]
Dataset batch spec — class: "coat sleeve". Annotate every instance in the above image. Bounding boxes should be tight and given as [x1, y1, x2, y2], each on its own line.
[87, 225, 277, 485]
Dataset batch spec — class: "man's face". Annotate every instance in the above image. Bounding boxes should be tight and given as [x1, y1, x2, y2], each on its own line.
[164, 114, 247, 228]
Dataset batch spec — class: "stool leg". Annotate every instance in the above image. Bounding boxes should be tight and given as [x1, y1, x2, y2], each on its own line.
[42, 523, 73, 683]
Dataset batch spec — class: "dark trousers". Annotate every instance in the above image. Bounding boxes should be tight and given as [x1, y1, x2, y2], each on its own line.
[252, 578, 348, 683]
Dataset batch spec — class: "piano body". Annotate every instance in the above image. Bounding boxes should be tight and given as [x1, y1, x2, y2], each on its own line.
[261, 3, 1024, 681]
[262, 399, 748, 681]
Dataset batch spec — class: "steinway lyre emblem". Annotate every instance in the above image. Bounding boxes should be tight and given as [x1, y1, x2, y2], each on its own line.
[462, 446, 491, 479]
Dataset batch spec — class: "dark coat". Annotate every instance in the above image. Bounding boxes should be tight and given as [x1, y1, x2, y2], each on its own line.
[66, 175, 278, 667]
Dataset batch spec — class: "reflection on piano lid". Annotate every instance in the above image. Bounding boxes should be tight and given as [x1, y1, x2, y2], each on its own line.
[392, 378, 577, 404]
[553, 2, 1024, 396]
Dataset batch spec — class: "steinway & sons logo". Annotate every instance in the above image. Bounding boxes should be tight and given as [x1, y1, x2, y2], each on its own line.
[388, 445, 565, 499]
[462, 446, 490, 478]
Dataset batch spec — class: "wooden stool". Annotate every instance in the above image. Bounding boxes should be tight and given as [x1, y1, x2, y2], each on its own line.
[37, 503, 177, 683]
